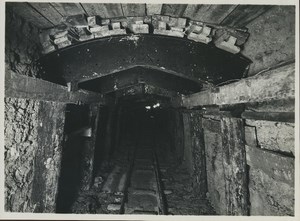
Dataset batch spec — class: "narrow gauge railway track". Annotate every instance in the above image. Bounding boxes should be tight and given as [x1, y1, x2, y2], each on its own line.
[120, 145, 167, 215]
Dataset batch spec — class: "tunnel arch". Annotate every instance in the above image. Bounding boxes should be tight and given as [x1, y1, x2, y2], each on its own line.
[37, 34, 251, 92]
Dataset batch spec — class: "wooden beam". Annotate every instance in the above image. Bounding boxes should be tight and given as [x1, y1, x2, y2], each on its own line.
[242, 111, 294, 123]
[83, 3, 123, 18]
[5, 72, 106, 104]
[221, 5, 273, 27]
[221, 118, 249, 215]
[161, 4, 188, 17]
[29, 3, 63, 26]
[121, 4, 146, 17]
[182, 63, 295, 108]
[146, 4, 162, 15]
[50, 3, 85, 17]
[6, 2, 53, 29]
[183, 5, 237, 24]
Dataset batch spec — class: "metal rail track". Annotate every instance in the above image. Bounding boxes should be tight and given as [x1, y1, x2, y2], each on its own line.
[120, 145, 167, 215]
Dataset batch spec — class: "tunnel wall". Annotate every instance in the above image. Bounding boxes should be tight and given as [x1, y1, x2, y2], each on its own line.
[183, 110, 294, 215]
[4, 98, 66, 212]
[243, 5, 295, 76]
[5, 7, 41, 77]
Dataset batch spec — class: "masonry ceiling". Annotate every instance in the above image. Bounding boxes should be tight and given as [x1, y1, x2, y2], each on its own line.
[6, 2, 273, 96]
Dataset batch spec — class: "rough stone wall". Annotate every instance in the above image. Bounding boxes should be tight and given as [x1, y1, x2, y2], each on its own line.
[5, 7, 41, 77]
[245, 119, 294, 216]
[4, 98, 39, 212]
[4, 98, 66, 212]
[243, 6, 295, 75]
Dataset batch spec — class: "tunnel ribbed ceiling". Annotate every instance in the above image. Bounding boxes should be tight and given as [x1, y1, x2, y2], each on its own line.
[37, 34, 250, 93]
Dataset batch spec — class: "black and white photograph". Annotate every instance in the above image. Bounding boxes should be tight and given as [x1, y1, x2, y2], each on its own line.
[0, 0, 299, 220]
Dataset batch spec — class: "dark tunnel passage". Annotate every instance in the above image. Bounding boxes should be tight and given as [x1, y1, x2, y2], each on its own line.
[4, 3, 295, 217]
[54, 96, 214, 215]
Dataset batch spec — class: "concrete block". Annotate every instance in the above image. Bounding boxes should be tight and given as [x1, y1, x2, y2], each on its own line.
[152, 14, 170, 29]
[78, 34, 94, 42]
[215, 36, 240, 54]
[56, 40, 72, 49]
[158, 21, 167, 30]
[130, 24, 149, 34]
[87, 16, 97, 26]
[101, 18, 110, 25]
[109, 29, 127, 36]
[88, 25, 109, 33]
[169, 17, 187, 28]
[135, 20, 144, 25]
[170, 27, 184, 32]
[154, 29, 184, 38]
[111, 22, 121, 30]
[187, 32, 212, 44]
[53, 35, 69, 44]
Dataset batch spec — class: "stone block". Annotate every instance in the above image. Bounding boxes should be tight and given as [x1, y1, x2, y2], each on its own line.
[56, 40, 72, 49]
[153, 29, 184, 38]
[101, 18, 110, 25]
[87, 16, 97, 26]
[130, 24, 149, 34]
[158, 21, 167, 30]
[53, 35, 69, 44]
[169, 17, 187, 28]
[170, 27, 184, 32]
[215, 36, 240, 54]
[246, 119, 294, 155]
[111, 22, 121, 30]
[88, 25, 109, 33]
[246, 145, 294, 215]
[188, 32, 212, 44]
[110, 29, 126, 36]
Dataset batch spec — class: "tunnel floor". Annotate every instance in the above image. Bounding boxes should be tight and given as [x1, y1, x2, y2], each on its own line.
[67, 114, 216, 215]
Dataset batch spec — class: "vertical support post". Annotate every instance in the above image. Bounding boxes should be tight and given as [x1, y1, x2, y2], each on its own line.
[79, 103, 101, 191]
[103, 106, 115, 160]
[113, 106, 123, 152]
[220, 117, 249, 215]
[190, 112, 208, 198]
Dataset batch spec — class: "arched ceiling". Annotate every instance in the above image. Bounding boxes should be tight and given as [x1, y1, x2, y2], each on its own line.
[37, 35, 250, 89]
[7, 2, 272, 98]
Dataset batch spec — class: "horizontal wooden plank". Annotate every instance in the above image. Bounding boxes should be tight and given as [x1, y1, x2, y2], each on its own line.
[221, 5, 273, 27]
[50, 3, 85, 17]
[29, 3, 63, 25]
[183, 5, 237, 24]
[6, 2, 53, 29]
[161, 4, 187, 17]
[122, 4, 146, 17]
[146, 4, 162, 15]
[5, 72, 106, 104]
[84, 3, 123, 18]
[242, 111, 294, 123]
[182, 62, 295, 108]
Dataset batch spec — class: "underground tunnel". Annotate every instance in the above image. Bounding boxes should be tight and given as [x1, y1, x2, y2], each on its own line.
[3, 2, 297, 217]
